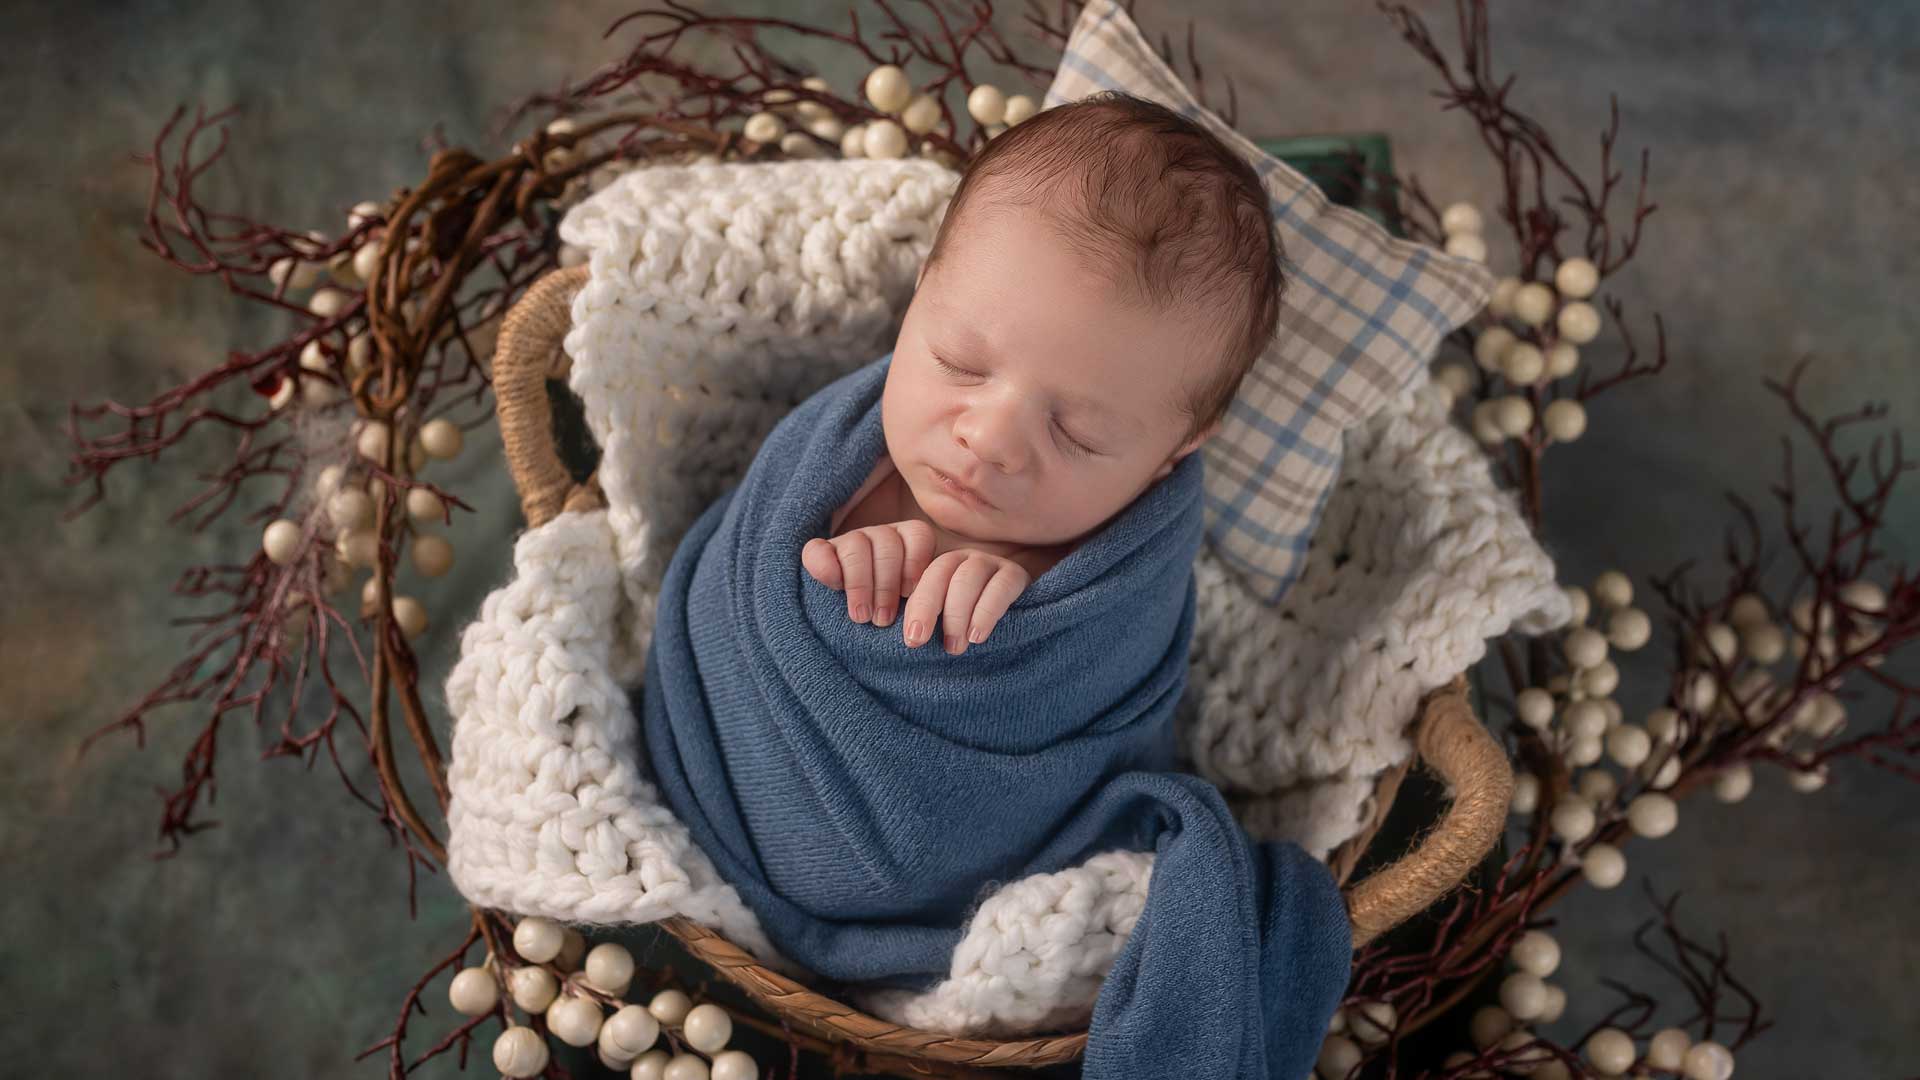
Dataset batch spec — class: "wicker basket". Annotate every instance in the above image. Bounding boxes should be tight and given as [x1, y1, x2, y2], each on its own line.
[490, 265, 1513, 1074]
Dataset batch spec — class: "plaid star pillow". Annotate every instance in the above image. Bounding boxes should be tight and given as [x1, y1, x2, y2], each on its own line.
[1046, 0, 1493, 603]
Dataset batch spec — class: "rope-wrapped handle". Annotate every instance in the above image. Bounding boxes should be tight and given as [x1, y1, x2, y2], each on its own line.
[494, 264, 603, 527]
[1343, 674, 1511, 948]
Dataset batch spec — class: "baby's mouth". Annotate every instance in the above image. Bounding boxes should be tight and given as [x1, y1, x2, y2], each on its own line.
[930, 467, 995, 510]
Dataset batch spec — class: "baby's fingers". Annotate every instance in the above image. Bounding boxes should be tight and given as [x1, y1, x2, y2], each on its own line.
[860, 525, 907, 628]
[963, 565, 1030, 648]
[901, 552, 961, 648]
[936, 555, 1001, 655]
[893, 520, 938, 599]
[802, 538, 844, 590]
[832, 531, 877, 622]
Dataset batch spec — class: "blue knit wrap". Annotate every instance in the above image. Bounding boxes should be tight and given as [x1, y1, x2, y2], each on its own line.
[639, 352, 1351, 1078]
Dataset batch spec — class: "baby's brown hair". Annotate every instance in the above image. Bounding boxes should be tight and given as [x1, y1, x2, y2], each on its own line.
[920, 90, 1284, 448]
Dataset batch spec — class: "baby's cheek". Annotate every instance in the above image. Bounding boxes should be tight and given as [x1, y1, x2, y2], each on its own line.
[1034, 470, 1145, 545]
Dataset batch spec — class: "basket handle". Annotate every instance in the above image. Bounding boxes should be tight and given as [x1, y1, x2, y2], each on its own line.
[1342, 674, 1512, 948]
[494, 264, 604, 528]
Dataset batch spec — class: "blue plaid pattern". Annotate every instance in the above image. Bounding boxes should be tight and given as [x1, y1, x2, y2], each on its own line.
[1045, 0, 1493, 603]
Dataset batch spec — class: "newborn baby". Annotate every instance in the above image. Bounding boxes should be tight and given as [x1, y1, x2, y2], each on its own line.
[641, 89, 1351, 1080]
[802, 88, 1282, 657]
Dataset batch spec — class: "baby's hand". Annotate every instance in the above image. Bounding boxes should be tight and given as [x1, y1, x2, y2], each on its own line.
[803, 520, 937, 627]
[901, 548, 1031, 655]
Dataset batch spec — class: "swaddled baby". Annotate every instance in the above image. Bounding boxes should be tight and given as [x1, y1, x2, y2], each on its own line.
[640, 90, 1350, 1080]
[802, 90, 1280, 658]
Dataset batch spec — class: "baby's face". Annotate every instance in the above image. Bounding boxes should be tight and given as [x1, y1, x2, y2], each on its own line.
[882, 201, 1218, 550]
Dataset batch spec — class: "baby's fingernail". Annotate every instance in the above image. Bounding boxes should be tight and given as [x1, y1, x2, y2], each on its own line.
[968, 626, 985, 644]
[850, 600, 868, 622]
[906, 620, 924, 645]
[876, 604, 895, 626]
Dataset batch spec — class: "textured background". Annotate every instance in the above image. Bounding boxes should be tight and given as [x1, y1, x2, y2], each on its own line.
[5, 1, 1916, 1076]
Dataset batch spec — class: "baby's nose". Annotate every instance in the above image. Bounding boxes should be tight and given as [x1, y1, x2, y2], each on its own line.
[957, 423, 1026, 473]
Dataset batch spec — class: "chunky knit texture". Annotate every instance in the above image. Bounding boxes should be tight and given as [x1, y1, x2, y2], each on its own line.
[444, 156, 1571, 1037]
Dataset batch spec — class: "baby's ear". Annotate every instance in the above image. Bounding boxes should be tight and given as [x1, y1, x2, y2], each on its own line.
[1152, 421, 1220, 480]
[1174, 420, 1222, 460]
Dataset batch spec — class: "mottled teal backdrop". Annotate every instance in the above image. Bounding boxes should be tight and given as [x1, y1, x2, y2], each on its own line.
[5, 2, 1915, 1076]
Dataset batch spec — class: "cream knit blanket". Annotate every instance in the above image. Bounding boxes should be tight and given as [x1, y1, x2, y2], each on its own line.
[444, 158, 1570, 1036]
